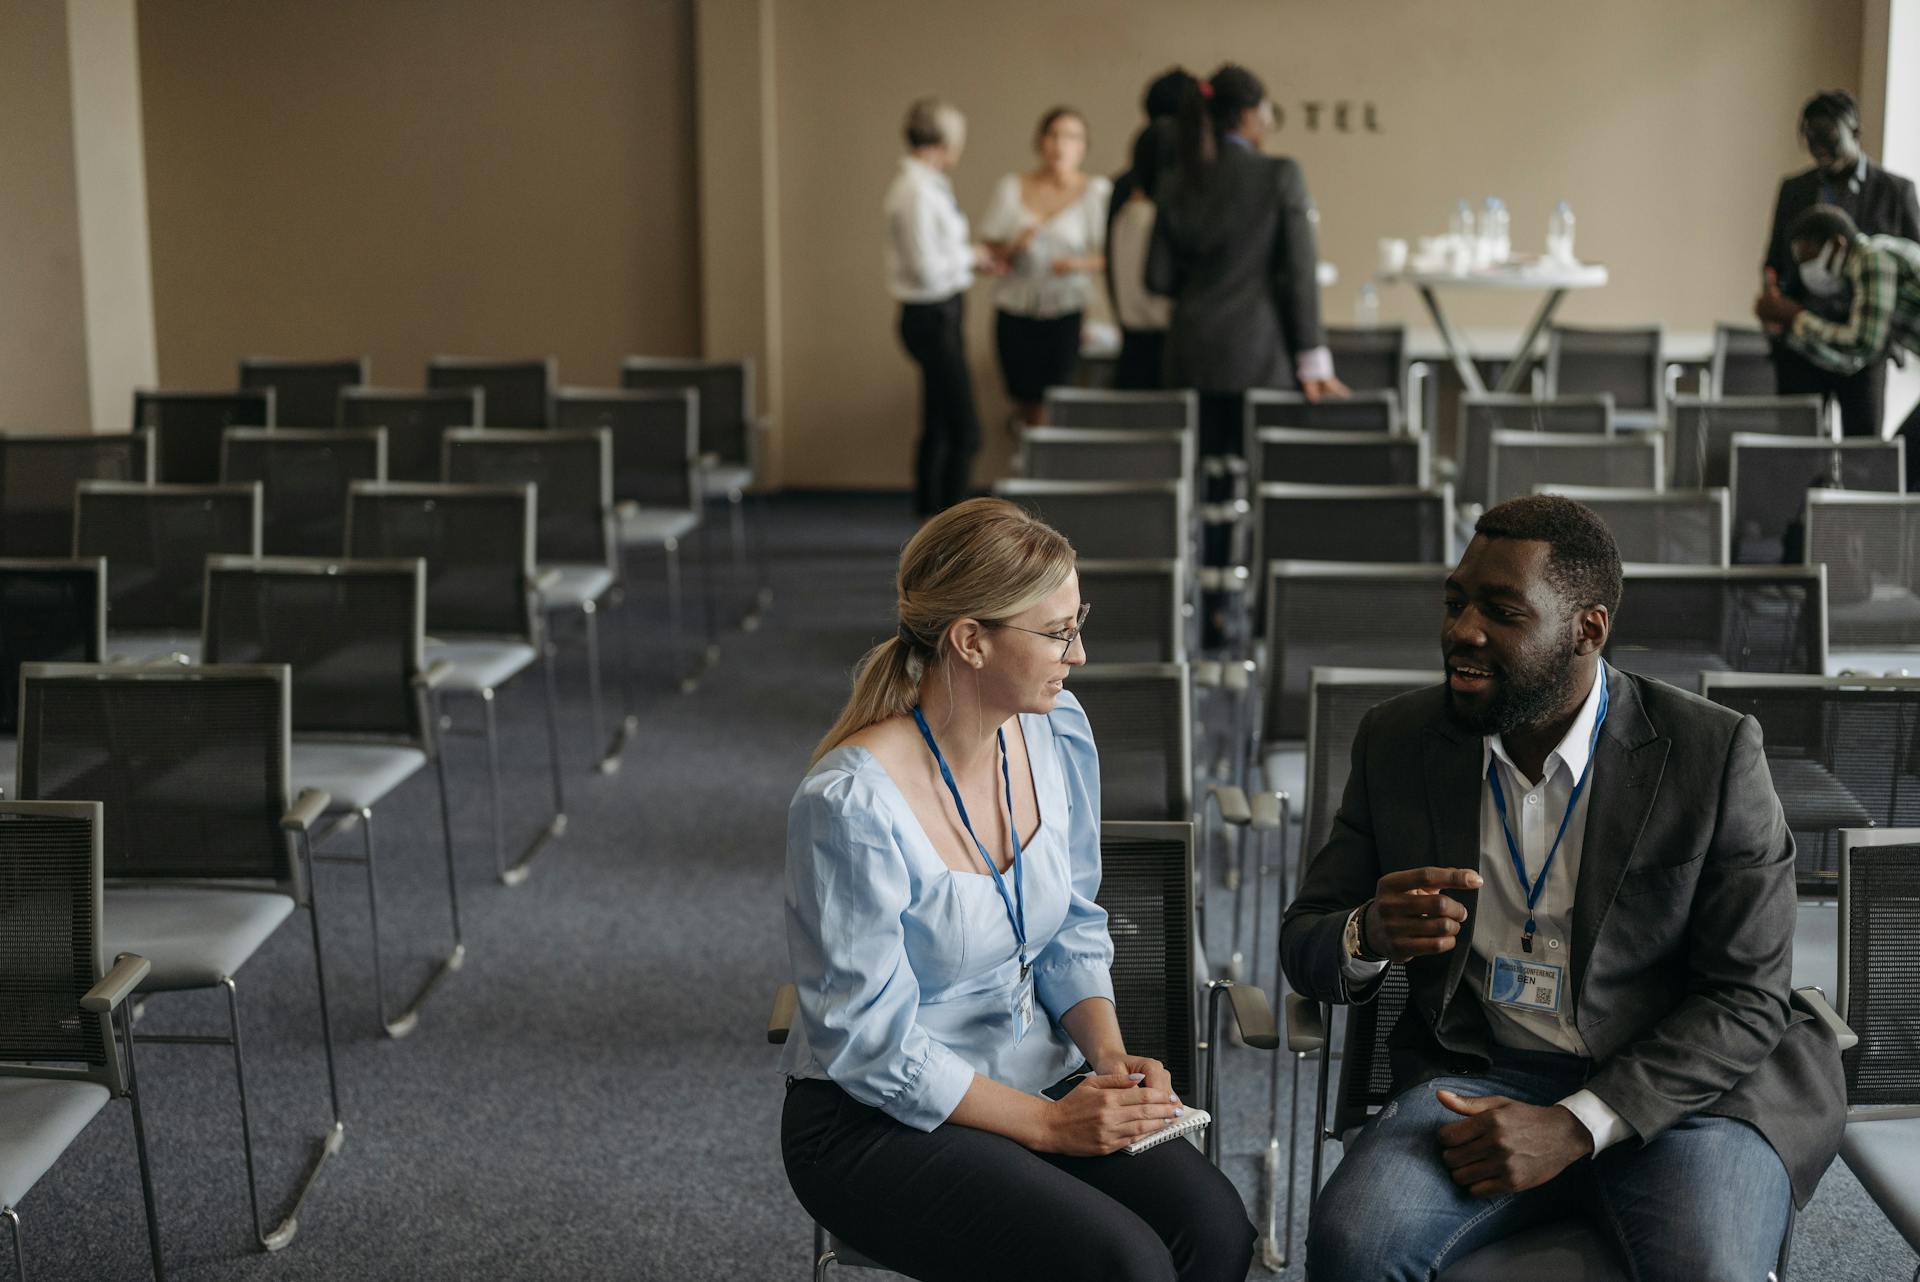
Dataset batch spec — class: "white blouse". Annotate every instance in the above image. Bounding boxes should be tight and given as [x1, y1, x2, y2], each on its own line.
[979, 173, 1112, 319]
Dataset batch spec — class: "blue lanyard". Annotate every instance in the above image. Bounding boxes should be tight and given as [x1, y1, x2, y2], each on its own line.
[911, 706, 1029, 976]
[1486, 664, 1609, 954]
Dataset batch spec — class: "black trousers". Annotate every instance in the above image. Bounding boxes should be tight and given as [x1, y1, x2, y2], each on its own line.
[1114, 328, 1167, 391]
[782, 1078, 1255, 1282]
[1772, 342, 1886, 438]
[898, 295, 981, 516]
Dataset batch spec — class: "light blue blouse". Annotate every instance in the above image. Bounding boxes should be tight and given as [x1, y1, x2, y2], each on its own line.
[781, 690, 1115, 1132]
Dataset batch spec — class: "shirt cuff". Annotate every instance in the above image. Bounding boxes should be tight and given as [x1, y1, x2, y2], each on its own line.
[1034, 955, 1116, 1024]
[1337, 906, 1388, 989]
[1296, 345, 1334, 384]
[887, 1040, 977, 1133]
[1558, 1088, 1631, 1155]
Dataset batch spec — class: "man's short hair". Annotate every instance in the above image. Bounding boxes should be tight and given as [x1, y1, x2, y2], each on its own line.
[1474, 495, 1623, 616]
[904, 98, 961, 149]
[1788, 203, 1859, 249]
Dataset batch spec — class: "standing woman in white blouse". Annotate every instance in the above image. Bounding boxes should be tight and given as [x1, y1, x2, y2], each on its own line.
[981, 109, 1111, 428]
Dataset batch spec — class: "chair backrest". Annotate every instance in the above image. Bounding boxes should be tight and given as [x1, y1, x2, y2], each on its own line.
[338, 387, 483, 482]
[132, 389, 274, 482]
[1543, 486, 1729, 566]
[425, 356, 555, 427]
[0, 430, 154, 557]
[0, 801, 123, 1092]
[1303, 668, 1439, 861]
[1041, 387, 1197, 432]
[1264, 562, 1444, 743]
[1021, 428, 1191, 484]
[345, 482, 537, 641]
[0, 559, 106, 736]
[444, 428, 615, 568]
[1075, 559, 1183, 664]
[203, 556, 429, 744]
[1332, 964, 1413, 1134]
[238, 356, 369, 427]
[1804, 491, 1920, 650]
[1837, 827, 1920, 1106]
[993, 479, 1187, 562]
[1324, 326, 1408, 394]
[1729, 434, 1904, 565]
[1253, 430, 1429, 488]
[1701, 673, 1920, 895]
[1709, 324, 1776, 398]
[17, 662, 298, 890]
[1608, 565, 1827, 685]
[1064, 663, 1191, 820]
[1246, 389, 1401, 434]
[221, 427, 386, 557]
[1096, 820, 1198, 1103]
[1489, 429, 1663, 504]
[620, 356, 756, 469]
[1455, 394, 1613, 509]
[1255, 485, 1454, 582]
[553, 387, 699, 512]
[1669, 395, 1827, 489]
[74, 481, 261, 633]
[1545, 325, 1664, 417]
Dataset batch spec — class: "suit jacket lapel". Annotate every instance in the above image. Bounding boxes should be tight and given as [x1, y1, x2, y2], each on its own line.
[1571, 667, 1670, 999]
[1425, 716, 1485, 1010]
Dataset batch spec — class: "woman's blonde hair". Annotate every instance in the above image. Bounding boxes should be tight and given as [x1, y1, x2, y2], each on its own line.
[810, 498, 1074, 766]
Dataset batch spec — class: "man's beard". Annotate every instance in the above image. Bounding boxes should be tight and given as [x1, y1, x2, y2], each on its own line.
[1444, 638, 1580, 737]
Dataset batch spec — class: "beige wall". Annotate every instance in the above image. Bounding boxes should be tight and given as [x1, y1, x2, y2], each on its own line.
[770, 0, 1862, 488]
[136, 0, 701, 394]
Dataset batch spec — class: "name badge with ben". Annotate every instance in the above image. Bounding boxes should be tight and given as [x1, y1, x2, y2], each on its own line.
[1488, 952, 1565, 1013]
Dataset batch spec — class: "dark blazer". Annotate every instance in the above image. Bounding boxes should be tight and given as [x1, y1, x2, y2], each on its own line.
[1144, 143, 1323, 393]
[1280, 668, 1846, 1207]
[1764, 159, 1920, 312]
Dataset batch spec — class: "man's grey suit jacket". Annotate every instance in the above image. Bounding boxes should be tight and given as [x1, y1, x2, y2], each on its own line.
[1279, 667, 1846, 1207]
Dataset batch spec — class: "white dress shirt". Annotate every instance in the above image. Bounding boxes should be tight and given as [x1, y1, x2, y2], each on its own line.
[885, 157, 975, 303]
[1342, 664, 1630, 1153]
[977, 173, 1112, 319]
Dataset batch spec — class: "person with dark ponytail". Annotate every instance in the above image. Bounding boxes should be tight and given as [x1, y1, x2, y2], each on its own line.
[1762, 89, 1920, 436]
[1107, 68, 1197, 389]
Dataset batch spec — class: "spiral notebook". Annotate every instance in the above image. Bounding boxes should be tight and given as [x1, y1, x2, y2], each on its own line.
[1124, 1107, 1211, 1155]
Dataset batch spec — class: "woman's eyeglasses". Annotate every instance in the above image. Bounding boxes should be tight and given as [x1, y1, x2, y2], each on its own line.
[984, 602, 1091, 660]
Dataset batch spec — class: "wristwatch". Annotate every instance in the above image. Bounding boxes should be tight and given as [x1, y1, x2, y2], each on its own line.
[1343, 901, 1385, 963]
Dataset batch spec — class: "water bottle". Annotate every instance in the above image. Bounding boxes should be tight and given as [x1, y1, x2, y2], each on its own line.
[1481, 197, 1511, 266]
[1547, 201, 1577, 263]
[1354, 282, 1380, 329]
[1449, 199, 1476, 246]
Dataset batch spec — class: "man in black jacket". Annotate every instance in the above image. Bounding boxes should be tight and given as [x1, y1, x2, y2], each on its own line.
[1764, 90, 1920, 436]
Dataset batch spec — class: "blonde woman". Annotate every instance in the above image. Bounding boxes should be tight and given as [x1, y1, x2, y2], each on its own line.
[780, 499, 1254, 1281]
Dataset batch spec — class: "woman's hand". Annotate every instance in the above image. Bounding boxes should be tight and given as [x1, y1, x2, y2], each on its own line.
[1039, 1072, 1183, 1157]
[1093, 1054, 1176, 1101]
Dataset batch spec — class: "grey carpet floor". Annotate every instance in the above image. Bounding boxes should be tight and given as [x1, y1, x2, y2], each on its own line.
[23, 493, 1918, 1281]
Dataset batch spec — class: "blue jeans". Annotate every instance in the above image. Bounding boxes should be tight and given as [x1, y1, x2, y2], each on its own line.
[1307, 1048, 1792, 1282]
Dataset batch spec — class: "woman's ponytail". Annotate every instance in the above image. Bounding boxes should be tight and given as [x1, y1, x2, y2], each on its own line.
[810, 635, 925, 767]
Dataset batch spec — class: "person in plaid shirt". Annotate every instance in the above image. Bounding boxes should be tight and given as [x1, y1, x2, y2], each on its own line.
[1756, 203, 1920, 485]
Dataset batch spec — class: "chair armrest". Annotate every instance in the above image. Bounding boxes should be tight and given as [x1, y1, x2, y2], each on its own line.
[768, 982, 798, 1045]
[1249, 790, 1288, 833]
[698, 451, 723, 470]
[1197, 565, 1251, 594]
[414, 659, 456, 690]
[136, 651, 190, 669]
[81, 954, 151, 1013]
[281, 788, 332, 833]
[530, 567, 562, 594]
[1218, 981, 1279, 1049]
[1210, 783, 1252, 826]
[1791, 986, 1857, 1053]
[1199, 499, 1251, 524]
[1284, 992, 1325, 1053]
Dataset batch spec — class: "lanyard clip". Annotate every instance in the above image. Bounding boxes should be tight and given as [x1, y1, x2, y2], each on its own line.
[1521, 920, 1536, 954]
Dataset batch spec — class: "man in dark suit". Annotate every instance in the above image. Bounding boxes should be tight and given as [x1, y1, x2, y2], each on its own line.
[1764, 90, 1920, 436]
[1281, 495, 1847, 1280]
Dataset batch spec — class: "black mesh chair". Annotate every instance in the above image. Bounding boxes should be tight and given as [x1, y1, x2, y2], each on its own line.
[1702, 673, 1920, 897]
[555, 387, 717, 692]
[0, 558, 105, 799]
[1834, 828, 1920, 1271]
[1455, 395, 1612, 510]
[338, 387, 483, 482]
[0, 801, 163, 1281]
[238, 357, 368, 428]
[1544, 486, 1728, 566]
[14, 662, 341, 1253]
[620, 356, 773, 629]
[1041, 387, 1198, 432]
[1074, 559, 1184, 663]
[1252, 429, 1429, 488]
[1669, 395, 1827, 489]
[1607, 565, 1827, 686]
[1326, 327, 1431, 432]
[425, 355, 554, 427]
[1067, 663, 1192, 822]
[1804, 490, 1920, 672]
[993, 479, 1188, 562]
[347, 482, 566, 885]
[1020, 428, 1192, 484]
[1729, 434, 1904, 565]
[203, 556, 463, 1038]
[221, 427, 386, 556]
[1544, 325, 1665, 428]
[132, 389, 273, 483]
[1489, 430, 1663, 504]
[1246, 486, 1453, 645]
[445, 428, 634, 770]
[1709, 325, 1776, 398]
[73, 480, 261, 663]
[1246, 390, 1402, 435]
[0, 430, 154, 556]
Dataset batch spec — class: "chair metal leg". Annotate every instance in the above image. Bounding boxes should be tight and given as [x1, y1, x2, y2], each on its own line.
[360, 807, 462, 1040]
[1308, 1000, 1334, 1226]
[577, 601, 607, 770]
[538, 630, 569, 831]
[4, 1206, 22, 1282]
[1229, 829, 1249, 981]
[112, 1001, 167, 1280]
[695, 518, 721, 675]
[480, 688, 511, 884]
[494, 655, 568, 886]
[223, 975, 341, 1252]
[585, 599, 634, 774]
[664, 537, 699, 694]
